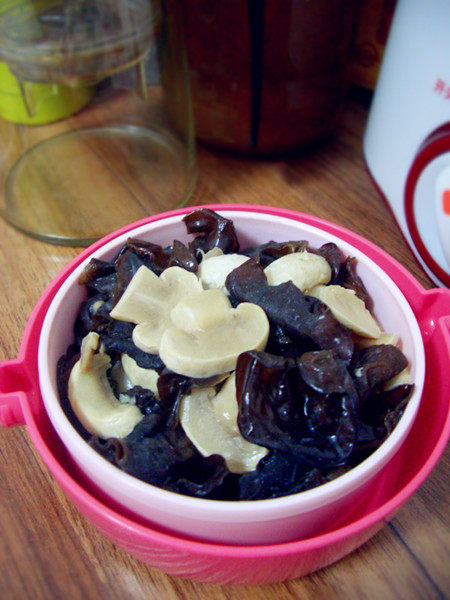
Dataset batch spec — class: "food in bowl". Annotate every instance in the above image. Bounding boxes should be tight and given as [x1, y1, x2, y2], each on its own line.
[57, 209, 414, 502]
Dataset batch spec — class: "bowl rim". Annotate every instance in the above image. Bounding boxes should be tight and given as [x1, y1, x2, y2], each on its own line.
[37, 205, 426, 522]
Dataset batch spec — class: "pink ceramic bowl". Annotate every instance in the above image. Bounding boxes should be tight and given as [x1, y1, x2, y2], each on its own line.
[0, 206, 449, 582]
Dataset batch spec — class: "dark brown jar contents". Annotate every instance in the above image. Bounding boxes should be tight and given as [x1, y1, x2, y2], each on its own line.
[179, 0, 358, 154]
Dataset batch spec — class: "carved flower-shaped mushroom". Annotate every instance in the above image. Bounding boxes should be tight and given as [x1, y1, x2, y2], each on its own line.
[68, 332, 143, 439]
[159, 289, 270, 378]
[110, 265, 202, 353]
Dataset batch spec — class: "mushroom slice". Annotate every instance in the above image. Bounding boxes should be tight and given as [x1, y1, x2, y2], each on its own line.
[210, 373, 239, 436]
[180, 384, 268, 473]
[110, 265, 202, 352]
[92, 299, 105, 314]
[200, 247, 224, 260]
[264, 251, 331, 293]
[198, 253, 249, 293]
[308, 284, 382, 339]
[384, 367, 411, 390]
[357, 332, 399, 348]
[132, 323, 161, 354]
[79, 331, 100, 372]
[160, 289, 269, 378]
[191, 372, 231, 389]
[109, 360, 129, 395]
[121, 354, 159, 395]
[68, 335, 143, 439]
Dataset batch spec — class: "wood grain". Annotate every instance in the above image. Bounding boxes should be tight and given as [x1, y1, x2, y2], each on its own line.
[0, 93, 448, 600]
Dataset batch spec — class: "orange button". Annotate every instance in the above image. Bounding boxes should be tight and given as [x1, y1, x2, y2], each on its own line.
[443, 190, 450, 215]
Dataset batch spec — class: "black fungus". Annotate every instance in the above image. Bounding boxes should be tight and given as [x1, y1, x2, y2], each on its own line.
[164, 454, 229, 497]
[89, 314, 164, 370]
[89, 436, 126, 464]
[100, 336, 164, 371]
[111, 384, 200, 486]
[90, 313, 135, 340]
[73, 296, 110, 343]
[167, 239, 198, 272]
[337, 257, 373, 311]
[78, 258, 117, 297]
[157, 371, 192, 409]
[297, 350, 357, 399]
[360, 384, 413, 436]
[235, 351, 357, 467]
[117, 238, 170, 275]
[242, 240, 310, 268]
[157, 370, 193, 432]
[112, 249, 147, 305]
[122, 386, 163, 426]
[265, 323, 306, 358]
[313, 243, 345, 283]
[239, 452, 324, 500]
[116, 430, 193, 485]
[183, 208, 240, 259]
[350, 386, 412, 465]
[112, 243, 168, 305]
[226, 259, 354, 362]
[352, 345, 408, 400]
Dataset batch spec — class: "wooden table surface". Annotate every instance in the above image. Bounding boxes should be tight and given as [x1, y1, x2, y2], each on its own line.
[0, 94, 448, 600]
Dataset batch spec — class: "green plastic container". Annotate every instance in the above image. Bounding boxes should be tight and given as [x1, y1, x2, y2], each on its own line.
[0, 61, 94, 125]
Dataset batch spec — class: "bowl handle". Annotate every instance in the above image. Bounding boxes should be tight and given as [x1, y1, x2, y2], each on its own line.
[410, 287, 450, 346]
[0, 278, 55, 428]
[0, 358, 31, 426]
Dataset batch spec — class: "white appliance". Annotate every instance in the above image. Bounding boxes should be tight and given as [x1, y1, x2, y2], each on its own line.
[364, 0, 450, 287]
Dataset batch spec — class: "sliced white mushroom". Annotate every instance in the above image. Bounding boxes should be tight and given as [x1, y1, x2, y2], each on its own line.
[191, 372, 232, 390]
[110, 265, 202, 353]
[180, 385, 268, 473]
[384, 367, 411, 390]
[68, 335, 143, 439]
[200, 247, 224, 260]
[109, 360, 130, 395]
[78, 331, 100, 373]
[121, 354, 159, 395]
[91, 300, 105, 314]
[264, 251, 331, 293]
[160, 289, 269, 378]
[198, 253, 249, 293]
[308, 284, 382, 338]
[211, 373, 239, 436]
[357, 332, 399, 348]
[110, 265, 202, 323]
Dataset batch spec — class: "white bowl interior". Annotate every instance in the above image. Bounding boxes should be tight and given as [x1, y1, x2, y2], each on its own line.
[38, 211, 425, 544]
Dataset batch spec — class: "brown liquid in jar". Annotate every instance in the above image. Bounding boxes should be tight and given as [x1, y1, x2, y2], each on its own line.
[181, 0, 358, 154]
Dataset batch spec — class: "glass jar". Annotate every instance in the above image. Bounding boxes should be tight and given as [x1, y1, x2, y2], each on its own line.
[0, 0, 196, 245]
